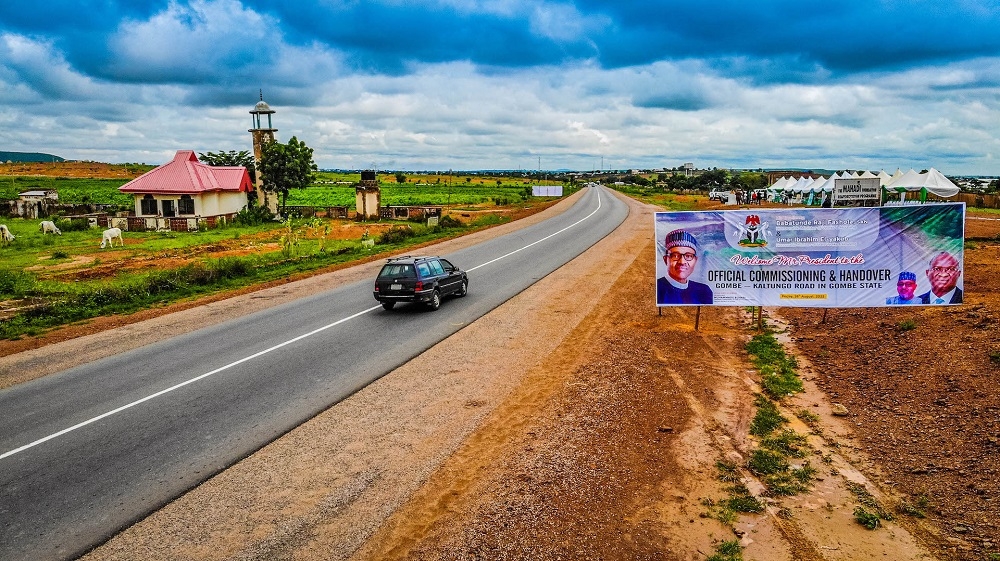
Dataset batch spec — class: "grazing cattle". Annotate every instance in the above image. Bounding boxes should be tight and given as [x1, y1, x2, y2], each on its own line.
[40, 220, 61, 235]
[0, 224, 14, 245]
[100, 227, 123, 249]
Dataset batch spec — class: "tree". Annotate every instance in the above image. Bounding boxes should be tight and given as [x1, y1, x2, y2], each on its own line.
[258, 136, 317, 217]
[732, 171, 767, 191]
[395, 172, 407, 184]
[697, 169, 728, 189]
[199, 150, 256, 184]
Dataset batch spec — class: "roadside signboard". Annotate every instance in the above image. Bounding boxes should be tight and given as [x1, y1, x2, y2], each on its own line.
[654, 203, 965, 307]
[532, 185, 563, 197]
[832, 177, 881, 206]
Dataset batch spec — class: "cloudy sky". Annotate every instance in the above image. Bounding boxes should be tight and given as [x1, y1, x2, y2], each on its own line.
[2, 1, 998, 174]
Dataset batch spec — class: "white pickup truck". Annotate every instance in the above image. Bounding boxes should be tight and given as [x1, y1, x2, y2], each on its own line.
[708, 189, 729, 202]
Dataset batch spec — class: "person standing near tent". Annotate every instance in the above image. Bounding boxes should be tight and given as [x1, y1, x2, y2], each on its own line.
[657, 229, 713, 305]
[919, 252, 963, 304]
[886, 271, 919, 305]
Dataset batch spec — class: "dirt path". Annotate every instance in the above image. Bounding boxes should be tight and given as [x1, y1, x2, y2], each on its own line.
[66, 192, 971, 561]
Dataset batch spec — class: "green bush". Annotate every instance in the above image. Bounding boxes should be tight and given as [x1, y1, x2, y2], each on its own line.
[377, 225, 416, 244]
[437, 214, 465, 228]
[233, 204, 273, 226]
[56, 218, 91, 232]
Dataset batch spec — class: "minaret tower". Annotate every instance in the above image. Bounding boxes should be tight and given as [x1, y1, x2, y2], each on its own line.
[249, 91, 278, 212]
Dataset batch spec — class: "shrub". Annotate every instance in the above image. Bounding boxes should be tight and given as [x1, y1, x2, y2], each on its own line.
[377, 225, 416, 244]
[56, 218, 91, 232]
[233, 204, 273, 226]
[437, 214, 464, 228]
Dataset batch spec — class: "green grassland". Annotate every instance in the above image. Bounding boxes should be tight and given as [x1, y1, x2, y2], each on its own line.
[0, 173, 571, 339]
[1, 172, 557, 208]
[0, 176, 135, 206]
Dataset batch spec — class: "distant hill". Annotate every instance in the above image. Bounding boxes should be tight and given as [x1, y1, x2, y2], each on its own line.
[0, 151, 65, 163]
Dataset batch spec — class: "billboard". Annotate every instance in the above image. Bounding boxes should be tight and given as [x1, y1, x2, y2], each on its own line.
[833, 177, 880, 206]
[655, 203, 965, 307]
[532, 185, 564, 197]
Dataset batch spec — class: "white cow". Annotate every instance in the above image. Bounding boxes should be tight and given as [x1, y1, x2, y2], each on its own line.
[0, 224, 14, 245]
[40, 220, 61, 235]
[100, 227, 123, 249]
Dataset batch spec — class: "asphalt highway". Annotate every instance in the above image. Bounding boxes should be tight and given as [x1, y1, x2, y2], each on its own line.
[0, 185, 629, 561]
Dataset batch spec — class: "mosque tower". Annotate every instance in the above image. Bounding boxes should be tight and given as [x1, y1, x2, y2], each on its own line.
[249, 91, 278, 213]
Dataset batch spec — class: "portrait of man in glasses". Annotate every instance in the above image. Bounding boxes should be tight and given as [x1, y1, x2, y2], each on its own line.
[657, 229, 713, 305]
[918, 251, 963, 304]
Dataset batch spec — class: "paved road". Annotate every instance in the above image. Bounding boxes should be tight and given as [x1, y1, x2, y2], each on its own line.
[0, 186, 629, 561]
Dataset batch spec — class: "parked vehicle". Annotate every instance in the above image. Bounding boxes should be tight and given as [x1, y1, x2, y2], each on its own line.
[708, 190, 729, 202]
[373, 255, 468, 310]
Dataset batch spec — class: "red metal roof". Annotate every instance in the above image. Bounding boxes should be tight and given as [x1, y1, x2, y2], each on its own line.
[119, 150, 253, 195]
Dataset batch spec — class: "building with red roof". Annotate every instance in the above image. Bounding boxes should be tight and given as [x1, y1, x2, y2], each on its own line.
[119, 150, 253, 223]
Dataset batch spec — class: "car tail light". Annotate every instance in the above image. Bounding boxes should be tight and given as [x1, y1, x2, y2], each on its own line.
[415, 281, 423, 291]
[374, 282, 379, 292]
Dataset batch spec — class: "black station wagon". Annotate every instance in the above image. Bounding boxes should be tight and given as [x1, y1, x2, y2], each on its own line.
[373, 256, 469, 310]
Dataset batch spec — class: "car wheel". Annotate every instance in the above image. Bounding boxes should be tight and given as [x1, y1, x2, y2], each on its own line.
[457, 279, 468, 297]
[427, 290, 441, 310]
[381, 301, 395, 310]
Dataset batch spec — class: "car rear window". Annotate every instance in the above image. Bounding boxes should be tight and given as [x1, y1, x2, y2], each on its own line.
[379, 264, 415, 278]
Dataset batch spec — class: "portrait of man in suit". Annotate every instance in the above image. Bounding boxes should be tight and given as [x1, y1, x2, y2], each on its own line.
[919, 251, 963, 304]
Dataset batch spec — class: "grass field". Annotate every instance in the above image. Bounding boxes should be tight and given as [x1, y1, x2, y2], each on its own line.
[1, 172, 560, 208]
[0, 170, 577, 339]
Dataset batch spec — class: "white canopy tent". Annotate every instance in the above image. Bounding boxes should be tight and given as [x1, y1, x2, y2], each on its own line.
[884, 168, 960, 203]
[768, 176, 793, 190]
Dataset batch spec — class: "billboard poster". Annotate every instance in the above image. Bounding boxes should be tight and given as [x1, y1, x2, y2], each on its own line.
[655, 203, 965, 307]
[833, 177, 880, 206]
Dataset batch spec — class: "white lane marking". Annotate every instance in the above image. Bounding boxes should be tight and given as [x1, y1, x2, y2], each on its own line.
[0, 306, 382, 461]
[1, 188, 606, 460]
[467, 189, 603, 272]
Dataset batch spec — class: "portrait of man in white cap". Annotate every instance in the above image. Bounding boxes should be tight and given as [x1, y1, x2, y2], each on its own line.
[657, 229, 713, 305]
[886, 271, 918, 305]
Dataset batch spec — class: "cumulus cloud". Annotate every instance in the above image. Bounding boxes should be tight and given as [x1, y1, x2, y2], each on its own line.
[0, 0, 996, 173]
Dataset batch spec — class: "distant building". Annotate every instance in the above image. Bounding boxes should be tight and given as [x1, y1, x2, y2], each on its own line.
[118, 150, 253, 229]
[356, 170, 381, 219]
[14, 190, 59, 218]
